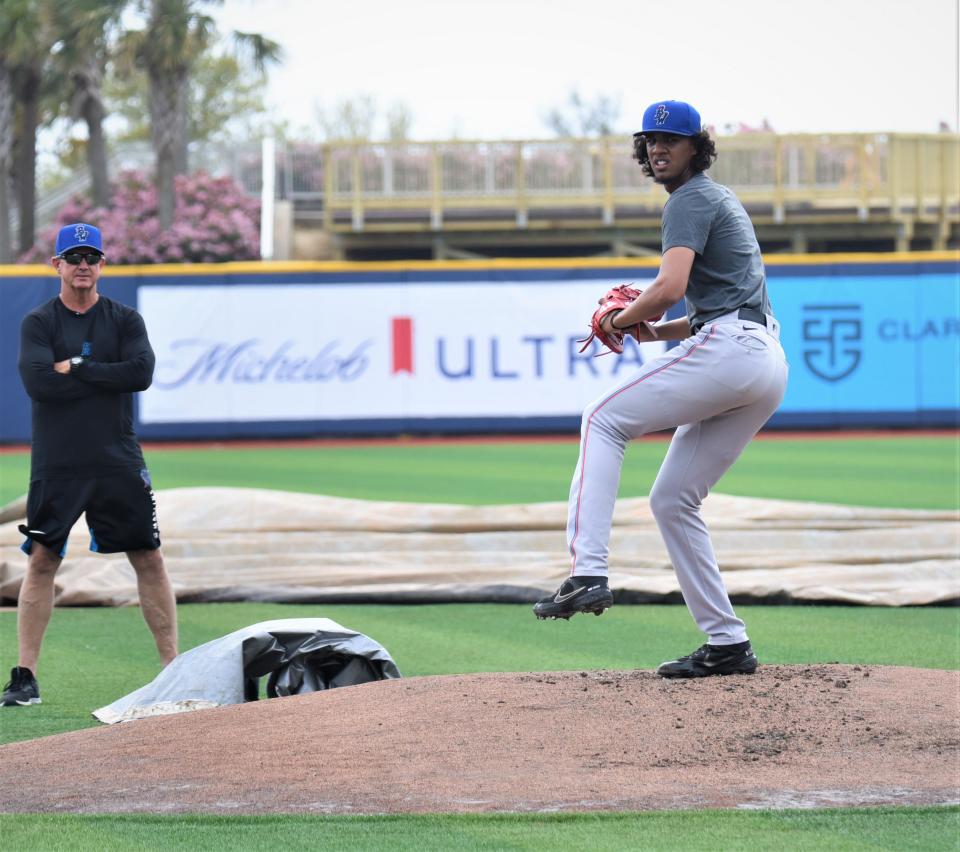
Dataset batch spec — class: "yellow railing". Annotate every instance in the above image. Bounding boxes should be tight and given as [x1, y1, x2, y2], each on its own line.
[310, 133, 960, 233]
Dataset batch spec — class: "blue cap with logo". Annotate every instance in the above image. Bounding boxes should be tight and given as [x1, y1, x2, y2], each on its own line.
[640, 100, 702, 136]
[55, 222, 103, 256]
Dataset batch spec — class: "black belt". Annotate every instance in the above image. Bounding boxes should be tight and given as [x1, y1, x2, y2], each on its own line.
[737, 307, 767, 326]
[692, 307, 767, 334]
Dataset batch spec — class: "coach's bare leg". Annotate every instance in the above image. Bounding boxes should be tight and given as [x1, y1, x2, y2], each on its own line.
[17, 544, 62, 673]
[127, 549, 178, 666]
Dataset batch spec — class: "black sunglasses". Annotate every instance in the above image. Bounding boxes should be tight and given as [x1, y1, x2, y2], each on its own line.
[60, 251, 103, 265]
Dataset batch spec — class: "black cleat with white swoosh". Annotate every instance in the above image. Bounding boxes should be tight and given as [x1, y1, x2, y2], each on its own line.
[533, 575, 613, 620]
[2, 667, 41, 706]
[656, 642, 758, 678]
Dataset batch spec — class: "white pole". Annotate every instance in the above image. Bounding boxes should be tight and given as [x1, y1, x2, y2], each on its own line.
[260, 136, 276, 260]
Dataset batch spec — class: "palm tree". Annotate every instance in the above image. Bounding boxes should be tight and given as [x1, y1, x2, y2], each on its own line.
[0, 0, 56, 255]
[0, 61, 14, 262]
[52, 0, 130, 210]
[120, 0, 281, 229]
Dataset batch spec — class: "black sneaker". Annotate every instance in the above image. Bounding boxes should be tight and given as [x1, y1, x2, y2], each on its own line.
[533, 575, 614, 620]
[2, 666, 41, 706]
[656, 642, 758, 678]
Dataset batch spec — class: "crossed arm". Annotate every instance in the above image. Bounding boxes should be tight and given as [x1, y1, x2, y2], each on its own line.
[19, 313, 155, 403]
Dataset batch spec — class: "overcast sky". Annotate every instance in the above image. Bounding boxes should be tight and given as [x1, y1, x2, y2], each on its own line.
[211, 0, 959, 140]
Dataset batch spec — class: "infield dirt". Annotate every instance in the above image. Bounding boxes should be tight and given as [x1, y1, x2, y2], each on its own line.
[0, 664, 957, 814]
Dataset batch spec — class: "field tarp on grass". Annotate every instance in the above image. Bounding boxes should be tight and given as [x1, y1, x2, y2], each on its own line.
[1, 487, 957, 607]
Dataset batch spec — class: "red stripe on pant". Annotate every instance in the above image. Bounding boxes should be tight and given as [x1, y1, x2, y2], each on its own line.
[568, 327, 716, 573]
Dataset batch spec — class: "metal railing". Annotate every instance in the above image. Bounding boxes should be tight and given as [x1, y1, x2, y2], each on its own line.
[303, 133, 959, 231]
[21, 132, 960, 238]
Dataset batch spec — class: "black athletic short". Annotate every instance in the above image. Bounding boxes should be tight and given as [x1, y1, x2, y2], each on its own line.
[19, 468, 161, 557]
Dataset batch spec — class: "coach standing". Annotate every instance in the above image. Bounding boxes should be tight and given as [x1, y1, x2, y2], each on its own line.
[2, 223, 178, 708]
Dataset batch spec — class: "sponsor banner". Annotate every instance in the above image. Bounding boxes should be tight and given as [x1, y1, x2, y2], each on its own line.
[1, 258, 956, 441]
[138, 281, 667, 423]
[139, 272, 958, 426]
[778, 273, 959, 413]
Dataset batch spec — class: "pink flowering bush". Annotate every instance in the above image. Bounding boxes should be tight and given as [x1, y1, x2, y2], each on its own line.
[20, 170, 261, 264]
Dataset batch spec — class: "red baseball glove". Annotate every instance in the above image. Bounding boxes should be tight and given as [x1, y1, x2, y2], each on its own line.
[577, 284, 662, 355]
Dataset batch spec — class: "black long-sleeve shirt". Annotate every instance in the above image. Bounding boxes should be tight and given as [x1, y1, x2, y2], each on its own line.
[18, 295, 155, 479]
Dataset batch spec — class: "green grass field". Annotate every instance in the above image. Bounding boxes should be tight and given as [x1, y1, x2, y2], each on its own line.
[1, 434, 958, 508]
[1, 434, 958, 849]
[2, 808, 957, 851]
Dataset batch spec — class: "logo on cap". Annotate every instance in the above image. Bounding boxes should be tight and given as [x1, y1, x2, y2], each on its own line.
[655, 105, 670, 126]
[74, 224, 88, 242]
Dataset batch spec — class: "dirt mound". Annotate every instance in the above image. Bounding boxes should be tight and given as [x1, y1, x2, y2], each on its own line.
[1, 664, 957, 814]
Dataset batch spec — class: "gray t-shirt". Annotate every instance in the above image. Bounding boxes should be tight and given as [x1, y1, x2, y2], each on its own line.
[661, 172, 771, 330]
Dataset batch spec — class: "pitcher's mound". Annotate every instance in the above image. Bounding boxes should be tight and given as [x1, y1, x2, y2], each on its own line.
[1, 664, 957, 813]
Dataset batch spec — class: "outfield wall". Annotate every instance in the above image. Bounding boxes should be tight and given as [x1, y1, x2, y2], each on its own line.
[1, 253, 957, 441]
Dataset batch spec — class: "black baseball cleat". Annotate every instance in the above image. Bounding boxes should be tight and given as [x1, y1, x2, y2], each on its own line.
[2, 666, 41, 706]
[533, 575, 614, 620]
[656, 642, 758, 678]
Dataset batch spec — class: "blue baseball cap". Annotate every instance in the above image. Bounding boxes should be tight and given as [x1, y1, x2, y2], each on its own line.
[55, 223, 103, 256]
[639, 100, 702, 136]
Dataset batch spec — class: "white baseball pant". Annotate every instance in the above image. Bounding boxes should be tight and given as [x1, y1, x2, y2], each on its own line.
[566, 311, 789, 645]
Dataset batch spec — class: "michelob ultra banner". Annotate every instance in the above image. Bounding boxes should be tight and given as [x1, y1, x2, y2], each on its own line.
[0, 254, 956, 439]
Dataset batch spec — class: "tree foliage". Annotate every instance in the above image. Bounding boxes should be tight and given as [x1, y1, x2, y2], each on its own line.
[105, 49, 273, 147]
[1, 0, 281, 259]
[1, 0, 57, 254]
[0, 61, 14, 262]
[315, 94, 414, 142]
[48, 0, 129, 208]
[113, 0, 281, 228]
[20, 169, 260, 264]
[544, 89, 622, 138]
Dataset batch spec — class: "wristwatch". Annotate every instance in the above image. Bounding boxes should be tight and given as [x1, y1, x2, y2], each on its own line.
[69, 356, 84, 373]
